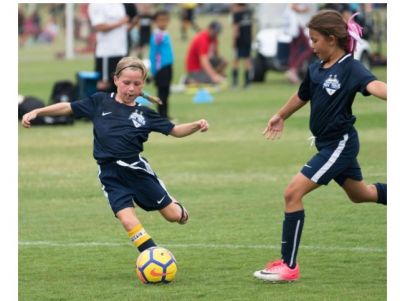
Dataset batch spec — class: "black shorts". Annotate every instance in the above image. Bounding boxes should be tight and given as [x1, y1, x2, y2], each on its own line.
[182, 8, 194, 22]
[98, 156, 173, 214]
[95, 56, 124, 91]
[235, 45, 251, 59]
[155, 65, 173, 88]
[139, 27, 151, 47]
[301, 128, 363, 186]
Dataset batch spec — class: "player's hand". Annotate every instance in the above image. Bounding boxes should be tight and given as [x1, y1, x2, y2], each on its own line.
[263, 114, 284, 140]
[21, 110, 38, 128]
[211, 74, 226, 85]
[96, 80, 110, 91]
[196, 119, 209, 132]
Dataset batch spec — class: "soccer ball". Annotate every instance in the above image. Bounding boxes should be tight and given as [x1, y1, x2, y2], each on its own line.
[136, 247, 177, 284]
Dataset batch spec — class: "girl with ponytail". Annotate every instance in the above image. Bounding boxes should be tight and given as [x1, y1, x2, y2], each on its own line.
[22, 56, 209, 260]
[254, 10, 387, 283]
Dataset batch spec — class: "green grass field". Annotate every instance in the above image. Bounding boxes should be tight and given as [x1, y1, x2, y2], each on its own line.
[19, 9, 387, 301]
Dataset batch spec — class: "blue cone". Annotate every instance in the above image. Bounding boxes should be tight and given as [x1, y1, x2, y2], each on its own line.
[193, 88, 213, 103]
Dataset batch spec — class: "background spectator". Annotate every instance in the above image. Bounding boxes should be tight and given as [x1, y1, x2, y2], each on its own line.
[137, 3, 153, 59]
[285, 3, 317, 84]
[88, 3, 129, 92]
[22, 9, 42, 45]
[18, 5, 25, 47]
[37, 16, 59, 44]
[123, 3, 139, 55]
[185, 21, 227, 85]
[180, 3, 200, 41]
[231, 3, 253, 88]
[149, 10, 174, 119]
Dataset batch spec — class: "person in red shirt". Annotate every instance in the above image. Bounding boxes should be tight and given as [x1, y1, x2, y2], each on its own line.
[185, 21, 227, 85]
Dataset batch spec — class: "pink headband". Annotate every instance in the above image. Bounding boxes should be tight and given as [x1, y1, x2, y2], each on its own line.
[347, 12, 363, 54]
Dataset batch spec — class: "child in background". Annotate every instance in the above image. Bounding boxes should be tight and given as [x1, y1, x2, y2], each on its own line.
[180, 3, 199, 41]
[231, 3, 253, 88]
[149, 10, 174, 119]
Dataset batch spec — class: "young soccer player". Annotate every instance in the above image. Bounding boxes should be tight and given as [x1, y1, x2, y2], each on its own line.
[253, 10, 387, 282]
[22, 56, 209, 254]
[231, 3, 253, 88]
[149, 10, 174, 119]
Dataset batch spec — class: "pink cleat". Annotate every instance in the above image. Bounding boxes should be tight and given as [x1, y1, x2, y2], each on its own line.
[253, 259, 300, 282]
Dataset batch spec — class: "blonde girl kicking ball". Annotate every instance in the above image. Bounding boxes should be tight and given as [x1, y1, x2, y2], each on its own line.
[22, 57, 209, 253]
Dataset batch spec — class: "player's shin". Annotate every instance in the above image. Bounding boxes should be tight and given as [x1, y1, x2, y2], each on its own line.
[281, 210, 305, 269]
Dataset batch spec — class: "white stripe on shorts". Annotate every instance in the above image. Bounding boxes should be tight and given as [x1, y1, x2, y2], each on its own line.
[311, 133, 349, 183]
[116, 157, 155, 176]
[116, 158, 172, 199]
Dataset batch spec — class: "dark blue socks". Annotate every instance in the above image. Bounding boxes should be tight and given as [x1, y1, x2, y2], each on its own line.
[374, 183, 387, 205]
[281, 210, 305, 269]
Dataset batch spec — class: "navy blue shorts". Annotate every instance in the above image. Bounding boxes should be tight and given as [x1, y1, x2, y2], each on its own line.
[235, 46, 251, 59]
[301, 129, 363, 186]
[98, 156, 173, 214]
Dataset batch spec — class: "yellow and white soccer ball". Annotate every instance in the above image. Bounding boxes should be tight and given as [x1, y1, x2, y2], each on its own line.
[136, 247, 177, 284]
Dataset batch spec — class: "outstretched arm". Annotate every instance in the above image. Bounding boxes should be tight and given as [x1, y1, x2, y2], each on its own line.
[263, 93, 307, 139]
[21, 102, 72, 128]
[170, 119, 209, 138]
[366, 80, 387, 101]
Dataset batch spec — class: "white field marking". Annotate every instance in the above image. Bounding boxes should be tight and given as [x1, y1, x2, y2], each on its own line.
[18, 241, 386, 254]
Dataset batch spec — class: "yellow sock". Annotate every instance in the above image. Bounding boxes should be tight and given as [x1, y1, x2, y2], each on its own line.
[128, 224, 156, 252]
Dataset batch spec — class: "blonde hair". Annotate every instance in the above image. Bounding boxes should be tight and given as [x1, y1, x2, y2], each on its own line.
[114, 57, 162, 105]
[114, 57, 148, 80]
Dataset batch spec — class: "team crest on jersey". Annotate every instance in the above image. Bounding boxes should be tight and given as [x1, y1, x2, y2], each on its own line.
[323, 74, 341, 96]
[129, 110, 146, 128]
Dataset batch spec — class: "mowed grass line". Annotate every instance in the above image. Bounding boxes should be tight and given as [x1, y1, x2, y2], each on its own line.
[19, 8, 386, 301]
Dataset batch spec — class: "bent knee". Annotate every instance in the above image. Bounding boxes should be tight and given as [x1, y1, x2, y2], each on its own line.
[283, 186, 303, 205]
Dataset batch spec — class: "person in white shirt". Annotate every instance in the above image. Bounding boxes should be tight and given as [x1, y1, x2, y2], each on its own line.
[88, 3, 129, 92]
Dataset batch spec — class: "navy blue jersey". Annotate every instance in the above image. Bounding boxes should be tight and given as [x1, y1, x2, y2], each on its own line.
[298, 54, 376, 139]
[71, 92, 175, 164]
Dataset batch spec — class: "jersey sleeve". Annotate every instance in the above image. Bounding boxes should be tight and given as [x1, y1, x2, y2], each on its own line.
[146, 109, 175, 135]
[352, 61, 377, 96]
[297, 68, 311, 102]
[70, 94, 98, 120]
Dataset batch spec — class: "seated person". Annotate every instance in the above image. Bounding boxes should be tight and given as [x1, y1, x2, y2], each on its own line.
[185, 21, 227, 85]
